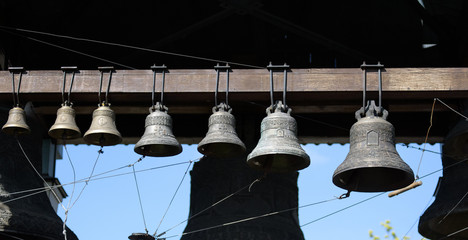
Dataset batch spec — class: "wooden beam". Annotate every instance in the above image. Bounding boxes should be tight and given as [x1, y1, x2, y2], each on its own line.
[1, 68, 467, 97]
[1, 68, 466, 144]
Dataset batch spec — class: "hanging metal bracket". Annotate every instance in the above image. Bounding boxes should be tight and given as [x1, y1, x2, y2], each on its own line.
[8, 67, 26, 108]
[214, 63, 231, 111]
[267, 62, 290, 112]
[150, 64, 168, 111]
[60, 66, 79, 106]
[359, 61, 385, 117]
[98, 66, 115, 106]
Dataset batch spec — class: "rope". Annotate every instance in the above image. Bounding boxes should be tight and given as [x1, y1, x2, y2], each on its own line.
[153, 160, 194, 236]
[132, 161, 149, 233]
[15, 138, 67, 211]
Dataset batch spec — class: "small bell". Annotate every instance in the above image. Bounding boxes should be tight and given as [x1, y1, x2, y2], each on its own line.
[48, 105, 81, 140]
[2, 107, 30, 136]
[198, 103, 246, 157]
[83, 105, 122, 146]
[134, 104, 182, 157]
[332, 101, 414, 192]
[128, 233, 155, 240]
[247, 101, 310, 173]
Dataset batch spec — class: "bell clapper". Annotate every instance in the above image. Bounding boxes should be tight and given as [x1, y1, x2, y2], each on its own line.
[388, 180, 423, 198]
[338, 190, 352, 199]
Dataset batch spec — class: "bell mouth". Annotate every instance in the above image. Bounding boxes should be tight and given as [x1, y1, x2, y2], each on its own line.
[332, 167, 414, 192]
[134, 144, 182, 157]
[198, 142, 246, 158]
[247, 154, 310, 173]
[83, 132, 122, 146]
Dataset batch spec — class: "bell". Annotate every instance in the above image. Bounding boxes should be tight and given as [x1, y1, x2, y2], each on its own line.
[332, 101, 414, 192]
[128, 233, 155, 240]
[247, 101, 310, 173]
[418, 154, 468, 239]
[134, 105, 182, 157]
[198, 103, 246, 157]
[83, 105, 122, 146]
[443, 118, 468, 161]
[48, 105, 81, 140]
[2, 107, 30, 136]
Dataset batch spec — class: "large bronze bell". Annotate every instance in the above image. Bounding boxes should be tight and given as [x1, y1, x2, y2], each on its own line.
[48, 105, 81, 140]
[419, 156, 468, 239]
[247, 101, 310, 173]
[134, 104, 182, 157]
[2, 106, 31, 136]
[443, 118, 468, 161]
[128, 233, 155, 240]
[198, 103, 246, 157]
[83, 105, 122, 146]
[333, 101, 414, 192]
[419, 114, 468, 239]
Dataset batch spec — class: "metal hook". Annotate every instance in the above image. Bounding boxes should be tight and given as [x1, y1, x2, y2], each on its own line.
[267, 62, 290, 110]
[214, 63, 231, 110]
[150, 65, 168, 110]
[98, 66, 114, 106]
[8, 67, 25, 107]
[61, 66, 78, 106]
[360, 61, 384, 115]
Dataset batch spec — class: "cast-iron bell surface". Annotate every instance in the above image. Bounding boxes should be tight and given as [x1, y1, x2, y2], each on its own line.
[83, 105, 122, 146]
[333, 101, 414, 192]
[134, 104, 182, 157]
[419, 137, 468, 239]
[128, 233, 155, 240]
[198, 103, 246, 157]
[2, 107, 30, 136]
[48, 105, 81, 140]
[443, 118, 468, 160]
[247, 101, 310, 173]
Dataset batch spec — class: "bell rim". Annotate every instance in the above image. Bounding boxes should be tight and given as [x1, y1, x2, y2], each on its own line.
[134, 143, 182, 157]
[332, 166, 415, 192]
[83, 132, 122, 146]
[246, 152, 311, 172]
[197, 141, 246, 157]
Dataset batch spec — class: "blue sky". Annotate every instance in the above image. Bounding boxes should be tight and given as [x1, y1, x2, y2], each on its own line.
[55, 142, 442, 240]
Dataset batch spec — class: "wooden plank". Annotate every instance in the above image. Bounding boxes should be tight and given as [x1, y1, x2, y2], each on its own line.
[1, 68, 467, 96]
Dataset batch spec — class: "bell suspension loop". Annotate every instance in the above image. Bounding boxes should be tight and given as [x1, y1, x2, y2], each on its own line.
[9, 67, 25, 108]
[214, 63, 231, 111]
[97, 66, 114, 106]
[266, 62, 290, 113]
[150, 64, 168, 111]
[60, 66, 78, 106]
[359, 61, 384, 117]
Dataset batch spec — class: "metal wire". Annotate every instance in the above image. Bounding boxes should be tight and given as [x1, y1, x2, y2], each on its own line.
[132, 164, 149, 233]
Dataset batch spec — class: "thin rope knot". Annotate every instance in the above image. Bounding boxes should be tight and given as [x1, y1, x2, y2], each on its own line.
[337, 190, 351, 199]
[249, 177, 263, 192]
[98, 149, 104, 154]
